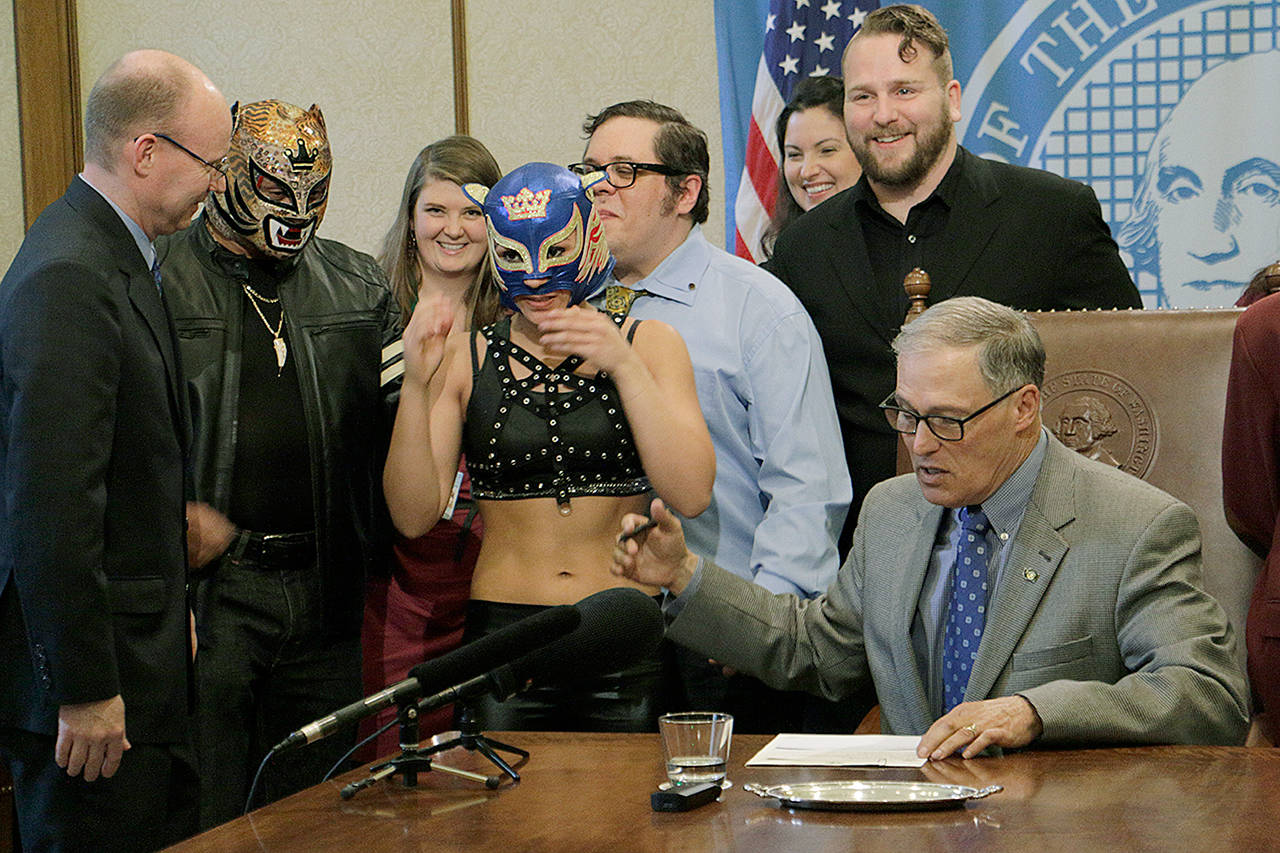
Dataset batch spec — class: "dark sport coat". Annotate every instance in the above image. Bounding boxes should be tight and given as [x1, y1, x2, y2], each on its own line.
[0, 177, 192, 743]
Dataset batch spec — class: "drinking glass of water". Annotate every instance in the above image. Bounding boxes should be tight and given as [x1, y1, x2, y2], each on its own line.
[658, 711, 733, 789]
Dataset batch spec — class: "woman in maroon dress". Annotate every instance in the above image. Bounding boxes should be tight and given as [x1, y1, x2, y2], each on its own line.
[1223, 285, 1280, 745]
[361, 136, 503, 755]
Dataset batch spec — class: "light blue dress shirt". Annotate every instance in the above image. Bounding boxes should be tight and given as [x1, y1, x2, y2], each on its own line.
[620, 226, 850, 597]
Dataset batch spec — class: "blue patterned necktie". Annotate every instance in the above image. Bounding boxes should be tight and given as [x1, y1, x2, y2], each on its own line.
[151, 258, 163, 293]
[943, 505, 990, 712]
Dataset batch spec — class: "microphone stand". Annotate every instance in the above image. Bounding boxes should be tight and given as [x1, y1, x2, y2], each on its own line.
[340, 702, 528, 800]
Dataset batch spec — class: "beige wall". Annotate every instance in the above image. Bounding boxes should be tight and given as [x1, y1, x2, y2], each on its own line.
[73, 0, 458, 258]
[0, 0, 22, 269]
[0, 0, 723, 263]
[467, 0, 723, 247]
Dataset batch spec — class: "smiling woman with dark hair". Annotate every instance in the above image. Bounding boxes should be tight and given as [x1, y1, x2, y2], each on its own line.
[763, 76, 861, 255]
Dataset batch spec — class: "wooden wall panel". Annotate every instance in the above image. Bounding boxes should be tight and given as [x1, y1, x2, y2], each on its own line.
[14, 0, 81, 229]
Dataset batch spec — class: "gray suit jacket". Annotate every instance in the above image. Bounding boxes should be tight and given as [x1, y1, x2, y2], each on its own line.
[669, 436, 1250, 746]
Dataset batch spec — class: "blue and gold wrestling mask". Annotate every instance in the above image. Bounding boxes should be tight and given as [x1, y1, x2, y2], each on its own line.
[463, 162, 614, 311]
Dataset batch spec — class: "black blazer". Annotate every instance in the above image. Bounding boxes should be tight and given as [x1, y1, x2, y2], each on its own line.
[0, 177, 192, 744]
[765, 146, 1142, 530]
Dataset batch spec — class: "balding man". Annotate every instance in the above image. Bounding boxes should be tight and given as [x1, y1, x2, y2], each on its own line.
[0, 50, 231, 850]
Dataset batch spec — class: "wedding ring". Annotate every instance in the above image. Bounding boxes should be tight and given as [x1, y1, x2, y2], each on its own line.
[963, 723, 979, 735]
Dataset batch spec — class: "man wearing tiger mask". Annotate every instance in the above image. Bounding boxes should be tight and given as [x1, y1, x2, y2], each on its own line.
[158, 99, 401, 828]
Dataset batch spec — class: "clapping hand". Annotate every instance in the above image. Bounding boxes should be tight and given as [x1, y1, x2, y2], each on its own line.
[401, 292, 455, 388]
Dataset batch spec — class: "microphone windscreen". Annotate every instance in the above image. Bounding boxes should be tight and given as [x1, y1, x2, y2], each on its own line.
[509, 587, 664, 685]
[407, 603, 580, 691]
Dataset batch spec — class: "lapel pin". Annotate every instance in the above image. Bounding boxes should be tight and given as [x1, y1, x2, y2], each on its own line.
[1023, 569, 1039, 582]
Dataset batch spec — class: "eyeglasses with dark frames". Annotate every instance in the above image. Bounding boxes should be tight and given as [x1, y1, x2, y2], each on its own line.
[879, 385, 1024, 442]
[567, 160, 683, 189]
[140, 132, 229, 180]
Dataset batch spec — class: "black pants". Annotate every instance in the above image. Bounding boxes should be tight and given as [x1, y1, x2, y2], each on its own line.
[0, 727, 197, 852]
[461, 600, 668, 732]
[193, 556, 362, 829]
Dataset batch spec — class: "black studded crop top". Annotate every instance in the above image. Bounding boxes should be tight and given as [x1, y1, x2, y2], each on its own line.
[462, 314, 651, 512]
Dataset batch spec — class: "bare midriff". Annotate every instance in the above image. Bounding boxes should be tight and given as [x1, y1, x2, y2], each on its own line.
[469, 493, 659, 604]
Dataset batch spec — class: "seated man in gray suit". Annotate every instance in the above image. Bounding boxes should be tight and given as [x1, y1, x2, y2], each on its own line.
[613, 296, 1249, 756]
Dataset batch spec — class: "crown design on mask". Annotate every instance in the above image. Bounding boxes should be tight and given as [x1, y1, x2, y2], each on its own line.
[500, 187, 552, 220]
[287, 139, 318, 172]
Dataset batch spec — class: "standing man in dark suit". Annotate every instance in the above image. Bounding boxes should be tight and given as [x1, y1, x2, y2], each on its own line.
[0, 50, 231, 851]
[764, 5, 1142, 548]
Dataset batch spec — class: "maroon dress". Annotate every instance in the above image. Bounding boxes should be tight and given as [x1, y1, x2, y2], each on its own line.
[359, 461, 482, 758]
[1223, 292, 1280, 742]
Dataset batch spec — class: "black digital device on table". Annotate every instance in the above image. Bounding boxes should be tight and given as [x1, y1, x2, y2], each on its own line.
[651, 782, 722, 812]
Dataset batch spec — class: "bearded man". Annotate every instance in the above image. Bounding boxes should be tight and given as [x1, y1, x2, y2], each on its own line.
[763, 4, 1141, 552]
[157, 99, 401, 827]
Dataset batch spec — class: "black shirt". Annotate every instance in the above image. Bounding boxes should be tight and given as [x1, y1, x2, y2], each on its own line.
[851, 148, 966, 318]
[223, 256, 314, 533]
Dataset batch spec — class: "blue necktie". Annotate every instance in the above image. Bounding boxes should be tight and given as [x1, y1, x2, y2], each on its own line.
[943, 505, 990, 712]
[151, 259, 163, 292]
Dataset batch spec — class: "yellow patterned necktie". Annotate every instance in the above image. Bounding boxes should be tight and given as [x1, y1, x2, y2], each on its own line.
[604, 284, 644, 315]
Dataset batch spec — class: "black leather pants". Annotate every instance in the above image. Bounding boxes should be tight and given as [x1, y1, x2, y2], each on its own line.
[460, 599, 668, 733]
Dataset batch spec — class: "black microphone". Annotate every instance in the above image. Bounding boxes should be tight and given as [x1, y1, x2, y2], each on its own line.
[270, 604, 580, 753]
[417, 587, 665, 712]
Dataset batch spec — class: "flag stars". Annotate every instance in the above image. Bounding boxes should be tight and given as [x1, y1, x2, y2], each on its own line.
[766, 13, 777, 31]
[849, 8, 868, 27]
[810, 64, 831, 77]
[821, 0, 842, 18]
[779, 54, 800, 75]
[815, 32, 836, 53]
[795, 0, 811, 8]
[786, 20, 807, 42]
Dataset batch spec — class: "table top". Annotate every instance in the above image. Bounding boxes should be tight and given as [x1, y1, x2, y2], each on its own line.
[168, 732, 1280, 852]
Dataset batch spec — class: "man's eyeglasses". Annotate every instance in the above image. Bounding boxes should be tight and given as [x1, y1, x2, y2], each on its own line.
[879, 386, 1023, 442]
[141, 132, 229, 180]
[567, 160, 683, 189]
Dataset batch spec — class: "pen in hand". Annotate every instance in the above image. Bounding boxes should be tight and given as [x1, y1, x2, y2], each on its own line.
[618, 518, 658, 542]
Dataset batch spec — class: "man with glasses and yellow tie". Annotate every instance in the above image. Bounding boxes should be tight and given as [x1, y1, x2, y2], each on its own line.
[575, 100, 854, 733]
[614, 296, 1250, 754]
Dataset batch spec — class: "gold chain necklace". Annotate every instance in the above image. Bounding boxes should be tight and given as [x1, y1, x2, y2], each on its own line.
[243, 283, 280, 304]
[242, 284, 287, 375]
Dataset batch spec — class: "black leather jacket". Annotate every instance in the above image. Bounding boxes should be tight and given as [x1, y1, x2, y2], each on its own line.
[158, 219, 401, 636]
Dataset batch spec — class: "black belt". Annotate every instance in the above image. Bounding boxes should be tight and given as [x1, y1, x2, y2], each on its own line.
[227, 529, 316, 568]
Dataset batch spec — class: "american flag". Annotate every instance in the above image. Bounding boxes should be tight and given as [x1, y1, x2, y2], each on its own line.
[732, 0, 877, 261]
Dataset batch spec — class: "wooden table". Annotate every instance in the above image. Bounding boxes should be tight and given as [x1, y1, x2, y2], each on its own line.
[168, 733, 1280, 852]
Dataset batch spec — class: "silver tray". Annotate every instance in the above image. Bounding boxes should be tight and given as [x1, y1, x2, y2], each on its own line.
[743, 780, 1002, 812]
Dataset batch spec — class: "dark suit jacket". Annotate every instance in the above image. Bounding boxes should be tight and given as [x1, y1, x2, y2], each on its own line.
[670, 436, 1250, 746]
[0, 177, 191, 744]
[764, 146, 1142, 532]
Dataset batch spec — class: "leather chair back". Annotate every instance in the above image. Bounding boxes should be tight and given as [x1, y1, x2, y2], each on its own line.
[1028, 309, 1258, 670]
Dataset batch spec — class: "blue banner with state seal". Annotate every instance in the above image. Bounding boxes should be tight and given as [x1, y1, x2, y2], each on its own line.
[716, 0, 1280, 307]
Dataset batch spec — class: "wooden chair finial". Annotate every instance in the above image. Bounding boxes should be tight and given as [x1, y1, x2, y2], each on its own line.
[903, 268, 931, 324]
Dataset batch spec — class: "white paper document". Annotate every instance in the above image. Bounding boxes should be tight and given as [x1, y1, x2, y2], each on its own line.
[745, 733, 927, 768]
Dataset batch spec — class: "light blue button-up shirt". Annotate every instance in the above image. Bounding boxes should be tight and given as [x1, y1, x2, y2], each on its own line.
[620, 226, 850, 597]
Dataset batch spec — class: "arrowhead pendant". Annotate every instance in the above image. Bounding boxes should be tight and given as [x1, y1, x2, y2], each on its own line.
[274, 336, 288, 374]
